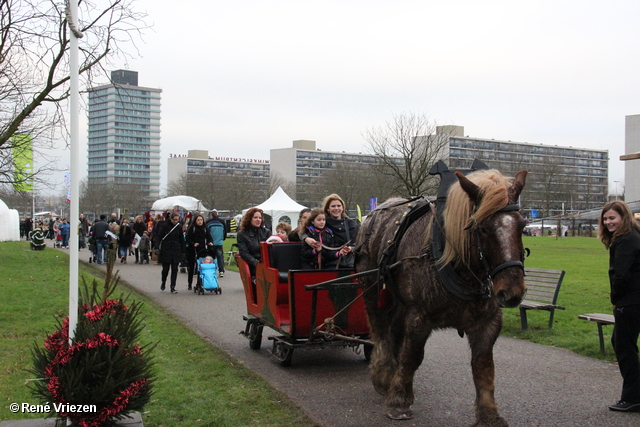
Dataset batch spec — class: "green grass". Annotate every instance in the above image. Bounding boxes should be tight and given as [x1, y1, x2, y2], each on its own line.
[501, 236, 615, 360]
[0, 241, 317, 426]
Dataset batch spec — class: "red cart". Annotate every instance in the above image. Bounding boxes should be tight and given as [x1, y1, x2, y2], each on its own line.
[238, 242, 372, 366]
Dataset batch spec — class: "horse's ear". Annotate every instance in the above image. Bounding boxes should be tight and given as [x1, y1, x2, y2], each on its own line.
[455, 171, 481, 205]
[508, 170, 528, 203]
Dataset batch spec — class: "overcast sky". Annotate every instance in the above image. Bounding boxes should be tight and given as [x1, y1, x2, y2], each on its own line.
[57, 0, 640, 195]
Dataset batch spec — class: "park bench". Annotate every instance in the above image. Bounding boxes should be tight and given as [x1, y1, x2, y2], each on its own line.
[578, 313, 615, 354]
[519, 268, 566, 330]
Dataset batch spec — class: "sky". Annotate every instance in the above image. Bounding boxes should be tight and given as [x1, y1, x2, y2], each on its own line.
[50, 0, 640, 195]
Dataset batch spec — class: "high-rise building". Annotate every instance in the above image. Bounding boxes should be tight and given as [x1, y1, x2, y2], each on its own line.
[87, 70, 162, 199]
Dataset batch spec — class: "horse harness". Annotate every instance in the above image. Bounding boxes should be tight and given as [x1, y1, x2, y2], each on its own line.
[366, 160, 525, 303]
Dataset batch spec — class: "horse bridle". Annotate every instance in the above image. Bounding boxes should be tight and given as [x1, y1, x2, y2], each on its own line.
[475, 203, 525, 288]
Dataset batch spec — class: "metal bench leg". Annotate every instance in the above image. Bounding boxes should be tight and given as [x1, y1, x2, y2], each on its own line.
[520, 307, 528, 331]
[597, 322, 606, 354]
[548, 308, 555, 330]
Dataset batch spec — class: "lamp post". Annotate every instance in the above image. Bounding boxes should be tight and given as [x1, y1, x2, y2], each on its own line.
[614, 180, 619, 201]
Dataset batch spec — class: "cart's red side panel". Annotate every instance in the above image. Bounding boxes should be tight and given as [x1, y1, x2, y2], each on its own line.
[289, 270, 369, 339]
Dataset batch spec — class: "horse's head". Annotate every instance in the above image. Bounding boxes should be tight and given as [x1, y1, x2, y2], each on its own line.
[454, 169, 528, 308]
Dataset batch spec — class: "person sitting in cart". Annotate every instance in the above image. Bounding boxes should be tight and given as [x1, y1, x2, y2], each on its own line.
[237, 208, 271, 279]
[301, 208, 347, 269]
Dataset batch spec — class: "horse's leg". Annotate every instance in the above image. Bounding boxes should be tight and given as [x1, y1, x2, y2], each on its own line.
[384, 306, 431, 420]
[363, 283, 397, 396]
[466, 317, 508, 427]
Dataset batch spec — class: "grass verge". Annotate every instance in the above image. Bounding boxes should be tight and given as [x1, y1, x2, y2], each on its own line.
[0, 241, 317, 426]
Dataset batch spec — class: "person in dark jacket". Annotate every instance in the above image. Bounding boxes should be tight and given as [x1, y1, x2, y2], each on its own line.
[598, 201, 640, 412]
[237, 208, 271, 279]
[118, 219, 134, 263]
[303, 194, 359, 268]
[300, 208, 340, 269]
[157, 213, 185, 294]
[91, 215, 109, 264]
[185, 213, 213, 290]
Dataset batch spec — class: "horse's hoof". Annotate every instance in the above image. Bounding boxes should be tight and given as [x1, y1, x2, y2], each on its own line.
[386, 407, 413, 420]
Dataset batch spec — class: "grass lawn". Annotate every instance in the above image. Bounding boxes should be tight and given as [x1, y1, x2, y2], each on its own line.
[0, 241, 317, 426]
[501, 236, 616, 360]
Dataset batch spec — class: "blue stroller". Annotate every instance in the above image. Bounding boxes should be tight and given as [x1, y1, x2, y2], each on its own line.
[194, 248, 221, 295]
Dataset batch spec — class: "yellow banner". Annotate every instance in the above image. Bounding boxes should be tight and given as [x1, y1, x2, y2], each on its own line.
[12, 133, 33, 191]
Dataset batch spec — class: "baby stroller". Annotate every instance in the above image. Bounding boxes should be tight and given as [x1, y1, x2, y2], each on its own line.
[194, 248, 221, 295]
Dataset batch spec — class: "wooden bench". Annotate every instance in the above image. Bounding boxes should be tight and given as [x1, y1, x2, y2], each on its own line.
[578, 313, 615, 354]
[519, 268, 566, 330]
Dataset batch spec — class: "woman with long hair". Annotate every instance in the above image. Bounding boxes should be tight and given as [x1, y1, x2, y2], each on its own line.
[157, 212, 185, 294]
[322, 194, 359, 268]
[237, 208, 271, 279]
[598, 201, 640, 412]
[185, 213, 213, 290]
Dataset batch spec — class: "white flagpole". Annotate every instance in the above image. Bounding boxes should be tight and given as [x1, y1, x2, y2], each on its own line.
[66, 0, 83, 345]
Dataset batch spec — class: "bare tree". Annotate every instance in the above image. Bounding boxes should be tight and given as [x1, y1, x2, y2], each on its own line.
[362, 112, 451, 197]
[0, 0, 148, 186]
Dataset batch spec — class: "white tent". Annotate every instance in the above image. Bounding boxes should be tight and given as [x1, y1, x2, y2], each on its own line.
[244, 187, 307, 227]
[0, 198, 20, 242]
[151, 195, 209, 212]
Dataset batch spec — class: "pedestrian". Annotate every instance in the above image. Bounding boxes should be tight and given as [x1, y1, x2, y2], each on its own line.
[598, 200, 640, 412]
[78, 214, 90, 248]
[132, 215, 147, 263]
[118, 219, 134, 263]
[91, 215, 109, 264]
[288, 208, 312, 242]
[157, 212, 185, 294]
[24, 217, 33, 241]
[58, 219, 70, 249]
[206, 209, 227, 277]
[185, 213, 213, 290]
[139, 231, 151, 264]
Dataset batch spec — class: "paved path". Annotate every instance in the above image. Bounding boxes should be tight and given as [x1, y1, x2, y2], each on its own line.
[76, 247, 638, 427]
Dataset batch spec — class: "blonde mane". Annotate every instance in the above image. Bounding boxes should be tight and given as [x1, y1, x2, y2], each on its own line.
[439, 169, 511, 266]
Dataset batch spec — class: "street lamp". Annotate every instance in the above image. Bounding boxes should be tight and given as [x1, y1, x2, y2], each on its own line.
[614, 181, 619, 201]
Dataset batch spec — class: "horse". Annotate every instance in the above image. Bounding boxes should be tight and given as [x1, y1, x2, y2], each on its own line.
[355, 168, 528, 426]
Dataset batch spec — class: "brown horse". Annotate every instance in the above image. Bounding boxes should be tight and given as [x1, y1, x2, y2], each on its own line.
[355, 168, 528, 426]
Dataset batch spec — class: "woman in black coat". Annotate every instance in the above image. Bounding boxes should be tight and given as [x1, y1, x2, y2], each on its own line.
[598, 201, 640, 412]
[323, 194, 359, 268]
[157, 213, 185, 294]
[237, 208, 271, 279]
[118, 219, 134, 264]
[185, 213, 214, 290]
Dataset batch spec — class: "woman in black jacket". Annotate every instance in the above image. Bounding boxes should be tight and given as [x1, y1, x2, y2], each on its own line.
[157, 213, 185, 294]
[118, 219, 134, 264]
[185, 214, 213, 290]
[598, 201, 640, 412]
[323, 194, 359, 268]
[237, 208, 271, 279]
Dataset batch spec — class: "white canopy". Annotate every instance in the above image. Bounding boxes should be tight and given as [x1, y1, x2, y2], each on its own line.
[151, 195, 209, 212]
[0, 199, 20, 242]
[244, 187, 307, 227]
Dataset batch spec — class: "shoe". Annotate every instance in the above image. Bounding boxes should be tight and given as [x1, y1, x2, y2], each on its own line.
[135, 260, 138, 264]
[170, 289, 178, 294]
[609, 401, 640, 412]
[219, 272, 224, 277]
[161, 283, 165, 291]
[188, 284, 192, 290]
[123, 260, 127, 264]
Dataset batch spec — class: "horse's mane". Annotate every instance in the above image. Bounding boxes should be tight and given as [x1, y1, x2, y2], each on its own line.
[439, 169, 511, 267]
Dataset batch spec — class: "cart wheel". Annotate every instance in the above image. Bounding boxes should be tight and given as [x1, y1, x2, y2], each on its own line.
[363, 343, 374, 361]
[248, 322, 263, 350]
[274, 341, 293, 366]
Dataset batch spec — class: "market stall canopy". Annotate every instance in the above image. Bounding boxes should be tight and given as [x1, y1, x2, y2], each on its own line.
[151, 196, 209, 212]
[244, 187, 307, 227]
[34, 211, 59, 217]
